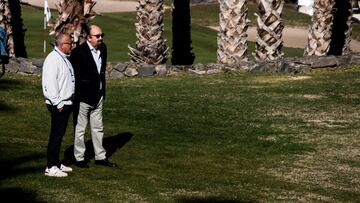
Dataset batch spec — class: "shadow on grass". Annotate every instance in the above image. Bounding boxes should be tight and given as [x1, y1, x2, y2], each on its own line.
[0, 78, 21, 111]
[62, 132, 133, 165]
[0, 153, 44, 202]
[0, 100, 15, 111]
[177, 197, 257, 203]
[0, 188, 44, 202]
[0, 78, 22, 90]
[0, 153, 43, 180]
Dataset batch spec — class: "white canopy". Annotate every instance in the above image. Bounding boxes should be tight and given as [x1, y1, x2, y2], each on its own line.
[298, 0, 314, 7]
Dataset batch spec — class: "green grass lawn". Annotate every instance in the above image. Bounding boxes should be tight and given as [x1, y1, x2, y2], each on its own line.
[3, 3, 360, 202]
[1, 66, 360, 202]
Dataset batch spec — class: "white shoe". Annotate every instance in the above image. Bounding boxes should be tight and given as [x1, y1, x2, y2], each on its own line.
[60, 164, 73, 172]
[44, 166, 68, 177]
[45, 164, 73, 173]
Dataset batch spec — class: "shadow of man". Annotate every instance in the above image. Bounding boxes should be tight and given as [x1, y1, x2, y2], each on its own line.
[62, 132, 133, 165]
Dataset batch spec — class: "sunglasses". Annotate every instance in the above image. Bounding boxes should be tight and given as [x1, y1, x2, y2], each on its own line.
[91, 33, 105, 38]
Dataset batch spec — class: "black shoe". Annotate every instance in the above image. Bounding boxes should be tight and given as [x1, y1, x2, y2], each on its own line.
[75, 160, 89, 168]
[95, 159, 117, 167]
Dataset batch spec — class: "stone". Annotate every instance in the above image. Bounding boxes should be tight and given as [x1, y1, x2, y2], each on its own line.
[5, 60, 20, 73]
[109, 68, 125, 78]
[311, 56, 338, 68]
[30, 58, 44, 68]
[155, 64, 167, 76]
[124, 67, 138, 77]
[6, 54, 360, 77]
[19, 60, 37, 74]
[138, 64, 155, 76]
[113, 62, 127, 72]
[351, 54, 360, 64]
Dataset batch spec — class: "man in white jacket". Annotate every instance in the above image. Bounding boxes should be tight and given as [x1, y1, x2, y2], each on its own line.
[42, 33, 75, 177]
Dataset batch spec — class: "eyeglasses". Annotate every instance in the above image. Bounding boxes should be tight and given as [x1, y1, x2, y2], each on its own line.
[63, 42, 72, 45]
[91, 33, 105, 38]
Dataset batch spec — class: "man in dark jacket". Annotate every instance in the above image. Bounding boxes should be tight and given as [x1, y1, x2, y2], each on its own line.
[70, 25, 117, 168]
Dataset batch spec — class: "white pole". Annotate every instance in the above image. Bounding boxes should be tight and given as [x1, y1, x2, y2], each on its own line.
[44, 14, 46, 53]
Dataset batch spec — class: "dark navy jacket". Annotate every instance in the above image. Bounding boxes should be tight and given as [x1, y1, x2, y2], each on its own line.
[70, 42, 107, 106]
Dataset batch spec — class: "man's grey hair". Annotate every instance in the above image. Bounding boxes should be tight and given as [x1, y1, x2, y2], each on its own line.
[55, 33, 71, 46]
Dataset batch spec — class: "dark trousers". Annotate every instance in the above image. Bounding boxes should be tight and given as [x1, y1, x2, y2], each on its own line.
[46, 104, 72, 168]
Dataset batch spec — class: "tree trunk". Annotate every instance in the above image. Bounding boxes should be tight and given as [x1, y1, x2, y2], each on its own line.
[329, 0, 352, 56]
[304, 0, 335, 56]
[129, 0, 168, 65]
[0, 0, 13, 57]
[352, 0, 359, 9]
[171, 0, 195, 65]
[217, 0, 249, 64]
[9, 0, 26, 57]
[343, 0, 354, 55]
[254, 0, 284, 61]
[49, 0, 98, 46]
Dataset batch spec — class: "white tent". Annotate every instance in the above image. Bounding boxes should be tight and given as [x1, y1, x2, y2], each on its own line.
[298, 0, 314, 7]
[297, 0, 314, 16]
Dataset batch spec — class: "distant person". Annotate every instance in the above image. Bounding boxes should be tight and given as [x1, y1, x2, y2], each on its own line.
[42, 33, 75, 177]
[70, 25, 117, 168]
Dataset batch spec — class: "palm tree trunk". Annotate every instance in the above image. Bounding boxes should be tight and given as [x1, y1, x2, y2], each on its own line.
[49, 0, 98, 46]
[0, 0, 13, 57]
[341, 0, 352, 55]
[129, 0, 168, 65]
[217, 0, 249, 64]
[8, 0, 26, 57]
[254, 0, 284, 61]
[328, 0, 352, 55]
[171, 0, 195, 65]
[304, 0, 335, 56]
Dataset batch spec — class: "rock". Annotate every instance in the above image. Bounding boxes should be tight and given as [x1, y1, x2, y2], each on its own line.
[124, 67, 138, 77]
[311, 56, 338, 68]
[113, 62, 127, 72]
[5, 60, 20, 73]
[19, 59, 37, 74]
[109, 68, 125, 78]
[155, 64, 167, 76]
[6, 54, 360, 77]
[138, 64, 155, 76]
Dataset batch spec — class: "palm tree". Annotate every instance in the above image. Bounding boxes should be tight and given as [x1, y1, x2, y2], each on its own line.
[171, 0, 195, 65]
[8, 0, 26, 57]
[253, 0, 284, 61]
[328, 0, 352, 56]
[304, 0, 335, 56]
[0, 0, 26, 58]
[341, 0, 353, 55]
[129, 0, 168, 64]
[49, 0, 98, 46]
[217, 0, 249, 64]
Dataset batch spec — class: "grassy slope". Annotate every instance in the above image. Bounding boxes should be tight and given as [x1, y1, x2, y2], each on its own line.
[1, 67, 360, 202]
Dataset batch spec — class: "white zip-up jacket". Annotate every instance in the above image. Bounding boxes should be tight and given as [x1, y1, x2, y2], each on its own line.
[42, 47, 75, 109]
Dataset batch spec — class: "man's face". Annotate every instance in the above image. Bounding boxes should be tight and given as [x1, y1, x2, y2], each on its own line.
[88, 26, 104, 49]
[61, 35, 73, 55]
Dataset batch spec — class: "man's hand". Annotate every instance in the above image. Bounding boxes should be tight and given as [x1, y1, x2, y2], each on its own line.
[58, 107, 64, 112]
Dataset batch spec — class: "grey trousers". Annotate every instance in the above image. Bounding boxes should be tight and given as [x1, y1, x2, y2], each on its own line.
[74, 97, 106, 161]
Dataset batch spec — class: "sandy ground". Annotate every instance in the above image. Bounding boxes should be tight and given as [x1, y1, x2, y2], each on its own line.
[23, 0, 360, 52]
[209, 26, 360, 52]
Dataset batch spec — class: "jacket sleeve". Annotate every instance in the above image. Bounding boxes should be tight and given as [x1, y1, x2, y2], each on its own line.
[42, 53, 63, 108]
